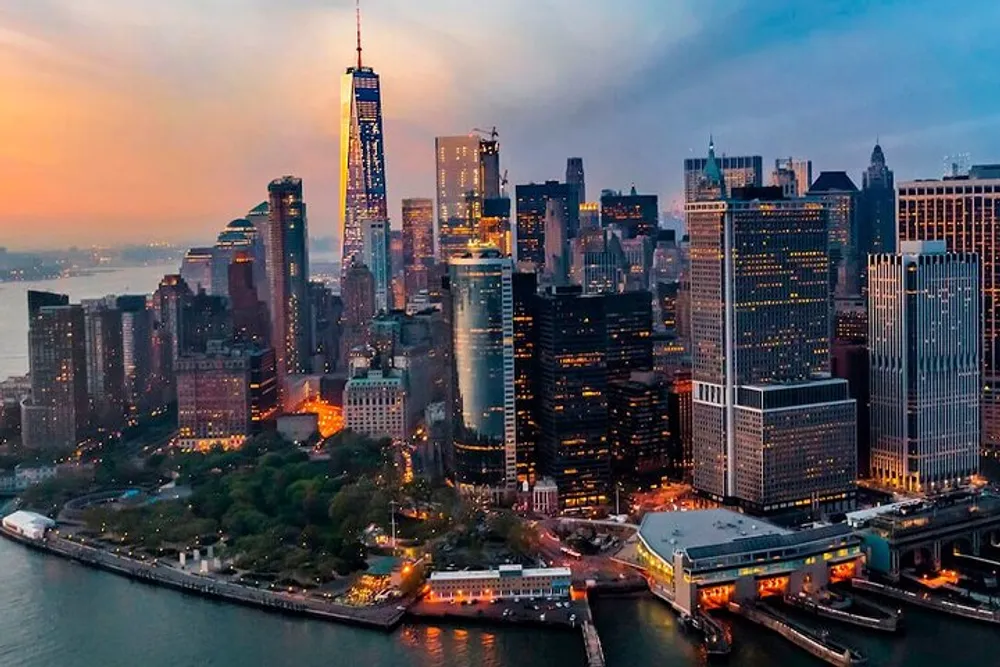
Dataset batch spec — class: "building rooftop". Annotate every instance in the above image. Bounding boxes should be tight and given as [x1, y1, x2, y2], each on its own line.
[809, 171, 859, 193]
[430, 566, 572, 582]
[639, 509, 789, 561]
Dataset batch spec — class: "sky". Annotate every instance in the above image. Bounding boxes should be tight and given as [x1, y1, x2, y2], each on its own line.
[1, 0, 999, 250]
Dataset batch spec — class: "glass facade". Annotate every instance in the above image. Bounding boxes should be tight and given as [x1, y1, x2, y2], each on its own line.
[340, 65, 388, 278]
[267, 176, 309, 383]
[448, 249, 516, 490]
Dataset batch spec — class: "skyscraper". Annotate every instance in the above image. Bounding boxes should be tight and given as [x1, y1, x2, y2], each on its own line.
[181, 289, 232, 355]
[339, 9, 388, 279]
[479, 134, 501, 200]
[898, 168, 1000, 447]
[228, 252, 270, 347]
[535, 286, 609, 509]
[869, 241, 979, 493]
[683, 143, 763, 202]
[566, 157, 586, 204]
[770, 157, 813, 197]
[600, 187, 658, 238]
[861, 142, 895, 256]
[543, 199, 569, 286]
[82, 298, 126, 432]
[605, 289, 653, 382]
[688, 187, 856, 513]
[180, 247, 214, 295]
[515, 181, 579, 266]
[340, 263, 376, 365]
[152, 274, 193, 403]
[809, 172, 862, 298]
[306, 281, 339, 374]
[447, 247, 517, 495]
[512, 271, 538, 484]
[436, 135, 482, 258]
[246, 202, 271, 313]
[401, 198, 434, 299]
[23, 293, 88, 451]
[608, 371, 673, 488]
[266, 176, 310, 384]
[117, 294, 156, 420]
[363, 219, 391, 313]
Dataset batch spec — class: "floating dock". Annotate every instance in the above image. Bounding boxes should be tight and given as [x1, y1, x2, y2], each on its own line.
[850, 578, 1000, 625]
[783, 592, 901, 633]
[729, 601, 867, 667]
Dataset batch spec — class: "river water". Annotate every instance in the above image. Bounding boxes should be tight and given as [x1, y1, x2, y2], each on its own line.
[2, 266, 998, 666]
[0, 263, 179, 380]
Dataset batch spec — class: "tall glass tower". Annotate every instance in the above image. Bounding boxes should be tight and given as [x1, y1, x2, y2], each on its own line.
[339, 5, 388, 282]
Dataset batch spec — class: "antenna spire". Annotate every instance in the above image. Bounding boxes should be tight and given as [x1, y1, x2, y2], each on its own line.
[356, 0, 363, 69]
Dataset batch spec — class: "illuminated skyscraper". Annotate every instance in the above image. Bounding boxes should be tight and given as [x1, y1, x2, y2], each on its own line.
[447, 247, 517, 494]
[515, 181, 579, 266]
[869, 241, 979, 493]
[340, 7, 388, 278]
[898, 168, 1000, 448]
[23, 292, 88, 451]
[600, 186, 658, 238]
[116, 295, 156, 420]
[81, 298, 126, 432]
[266, 176, 310, 383]
[436, 135, 482, 258]
[402, 198, 434, 299]
[688, 187, 856, 513]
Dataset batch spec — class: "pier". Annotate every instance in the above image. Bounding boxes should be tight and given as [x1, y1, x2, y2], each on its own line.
[783, 592, 901, 632]
[728, 601, 867, 666]
[850, 577, 1000, 625]
[580, 621, 605, 667]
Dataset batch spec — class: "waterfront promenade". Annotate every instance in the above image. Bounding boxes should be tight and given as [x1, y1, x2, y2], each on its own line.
[0, 527, 406, 630]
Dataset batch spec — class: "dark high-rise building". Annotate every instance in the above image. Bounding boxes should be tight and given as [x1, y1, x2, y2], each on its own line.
[152, 274, 193, 403]
[605, 290, 653, 382]
[535, 286, 609, 509]
[340, 263, 376, 365]
[516, 181, 580, 266]
[861, 142, 896, 257]
[266, 175, 310, 383]
[688, 187, 856, 513]
[809, 171, 862, 298]
[402, 198, 434, 299]
[447, 248, 516, 494]
[228, 252, 269, 347]
[307, 281, 339, 374]
[667, 371, 693, 479]
[82, 299, 126, 432]
[117, 295, 157, 420]
[600, 187, 658, 239]
[339, 14, 388, 279]
[683, 142, 762, 202]
[479, 135, 501, 200]
[246, 202, 272, 315]
[544, 199, 569, 286]
[608, 370, 672, 489]
[566, 157, 586, 204]
[831, 297, 870, 477]
[480, 196, 512, 256]
[23, 294, 88, 451]
[362, 219, 391, 313]
[182, 289, 232, 355]
[512, 271, 538, 484]
[898, 168, 1000, 448]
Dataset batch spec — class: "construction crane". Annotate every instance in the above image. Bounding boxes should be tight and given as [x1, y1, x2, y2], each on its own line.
[472, 126, 498, 140]
[500, 169, 509, 196]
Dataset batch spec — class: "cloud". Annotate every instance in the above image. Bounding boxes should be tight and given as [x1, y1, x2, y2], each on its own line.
[0, 0, 996, 247]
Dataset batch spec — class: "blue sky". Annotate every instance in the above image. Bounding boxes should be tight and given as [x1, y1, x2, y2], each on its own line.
[0, 0, 997, 246]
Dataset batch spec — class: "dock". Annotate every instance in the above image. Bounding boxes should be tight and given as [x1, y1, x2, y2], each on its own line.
[580, 620, 605, 667]
[783, 592, 900, 632]
[850, 577, 1000, 625]
[0, 527, 406, 630]
[728, 601, 867, 667]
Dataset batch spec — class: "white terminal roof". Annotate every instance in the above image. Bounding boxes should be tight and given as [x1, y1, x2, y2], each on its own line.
[639, 509, 788, 558]
[430, 566, 572, 582]
[3, 510, 56, 530]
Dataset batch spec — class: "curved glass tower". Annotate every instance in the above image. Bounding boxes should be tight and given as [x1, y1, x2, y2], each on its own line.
[449, 248, 516, 492]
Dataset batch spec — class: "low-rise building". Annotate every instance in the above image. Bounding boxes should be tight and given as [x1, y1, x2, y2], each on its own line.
[532, 477, 559, 516]
[637, 509, 861, 615]
[427, 564, 572, 602]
